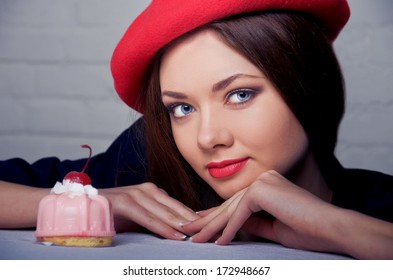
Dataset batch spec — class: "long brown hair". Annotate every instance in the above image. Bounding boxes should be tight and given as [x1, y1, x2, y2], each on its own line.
[141, 12, 345, 210]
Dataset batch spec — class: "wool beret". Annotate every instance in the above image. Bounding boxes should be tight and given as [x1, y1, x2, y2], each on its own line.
[111, 0, 350, 111]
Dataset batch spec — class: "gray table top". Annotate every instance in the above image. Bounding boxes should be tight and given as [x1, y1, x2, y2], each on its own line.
[0, 229, 351, 260]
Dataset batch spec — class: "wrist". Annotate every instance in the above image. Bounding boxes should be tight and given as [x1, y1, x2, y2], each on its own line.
[309, 204, 352, 256]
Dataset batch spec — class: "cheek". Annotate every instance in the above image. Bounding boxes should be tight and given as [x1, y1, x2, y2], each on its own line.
[236, 106, 309, 172]
[172, 123, 198, 163]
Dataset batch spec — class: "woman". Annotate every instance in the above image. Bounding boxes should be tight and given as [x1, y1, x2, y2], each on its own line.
[110, 0, 393, 258]
[1, 0, 392, 259]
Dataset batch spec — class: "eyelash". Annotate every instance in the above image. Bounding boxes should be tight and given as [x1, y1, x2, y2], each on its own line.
[165, 87, 261, 119]
[166, 103, 194, 119]
[225, 88, 259, 106]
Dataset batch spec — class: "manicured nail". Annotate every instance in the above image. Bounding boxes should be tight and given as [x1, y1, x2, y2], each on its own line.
[179, 221, 192, 227]
[174, 232, 187, 240]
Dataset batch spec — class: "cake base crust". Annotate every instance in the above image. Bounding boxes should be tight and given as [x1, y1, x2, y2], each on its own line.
[37, 236, 113, 247]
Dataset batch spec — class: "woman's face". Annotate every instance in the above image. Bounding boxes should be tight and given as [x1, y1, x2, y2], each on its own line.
[160, 30, 309, 199]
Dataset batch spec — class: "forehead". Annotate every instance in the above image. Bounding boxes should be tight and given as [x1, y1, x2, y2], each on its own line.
[159, 30, 262, 89]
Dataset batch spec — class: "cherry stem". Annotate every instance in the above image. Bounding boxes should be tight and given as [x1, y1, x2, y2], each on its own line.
[80, 144, 92, 173]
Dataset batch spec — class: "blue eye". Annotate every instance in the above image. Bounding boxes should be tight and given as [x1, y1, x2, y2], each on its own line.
[227, 89, 254, 104]
[171, 104, 194, 118]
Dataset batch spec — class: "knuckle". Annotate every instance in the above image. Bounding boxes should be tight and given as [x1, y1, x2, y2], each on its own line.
[138, 182, 166, 197]
[140, 182, 158, 191]
[165, 211, 178, 222]
[141, 182, 169, 198]
[116, 192, 132, 203]
[257, 170, 279, 183]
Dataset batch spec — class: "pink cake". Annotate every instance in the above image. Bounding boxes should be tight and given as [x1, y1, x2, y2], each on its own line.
[35, 145, 116, 247]
[35, 180, 115, 247]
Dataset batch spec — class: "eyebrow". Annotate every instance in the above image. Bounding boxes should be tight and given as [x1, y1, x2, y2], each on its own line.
[212, 73, 262, 92]
[161, 73, 263, 99]
[161, 90, 187, 99]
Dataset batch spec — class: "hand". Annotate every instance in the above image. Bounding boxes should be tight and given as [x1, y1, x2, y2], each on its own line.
[182, 188, 248, 242]
[100, 182, 200, 240]
[215, 170, 393, 259]
[215, 170, 340, 252]
[184, 170, 338, 251]
[181, 170, 393, 259]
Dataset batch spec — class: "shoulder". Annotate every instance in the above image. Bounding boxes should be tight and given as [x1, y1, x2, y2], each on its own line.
[332, 168, 393, 223]
[344, 168, 393, 186]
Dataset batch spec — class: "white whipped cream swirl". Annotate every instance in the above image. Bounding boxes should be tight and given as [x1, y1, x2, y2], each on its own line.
[51, 179, 98, 197]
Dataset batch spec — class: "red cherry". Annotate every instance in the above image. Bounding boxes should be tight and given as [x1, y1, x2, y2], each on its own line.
[64, 144, 92, 185]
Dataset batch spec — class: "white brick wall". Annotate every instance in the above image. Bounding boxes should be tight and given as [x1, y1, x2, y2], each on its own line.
[0, 0, 392, 175]
[0, 0, 146, 160]
[334, 0, 393, 174]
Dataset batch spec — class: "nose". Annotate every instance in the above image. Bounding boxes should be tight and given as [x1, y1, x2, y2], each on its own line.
[197, 111, 234, 151]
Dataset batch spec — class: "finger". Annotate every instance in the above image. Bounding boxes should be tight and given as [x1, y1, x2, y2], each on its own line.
[143, 184, 200, 222]
[178, 208, 215, 235]
[215, 198, 255, 245]
[154, 192, 200, 221]
[215, 187, 279, 245]
[182, 210, 221, 234]
[116, 198, 187, 241]
[183, 193, 244, 234]
[191, 213, 230, 243]
[196, 207, 218, 217]
[182, 205, 225, 234]
[190, 200, 244, 243]
[133, 190, 195, 232]
[111, 186, 194, 235]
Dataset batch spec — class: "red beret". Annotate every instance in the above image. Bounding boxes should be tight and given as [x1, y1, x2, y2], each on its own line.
[111, 0, 350, 111]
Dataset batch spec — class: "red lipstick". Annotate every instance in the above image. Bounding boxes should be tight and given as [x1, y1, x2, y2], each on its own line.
[206, 158, 249, 179]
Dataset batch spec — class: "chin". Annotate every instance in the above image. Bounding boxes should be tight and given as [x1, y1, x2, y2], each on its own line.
[210, 182, 248, 200]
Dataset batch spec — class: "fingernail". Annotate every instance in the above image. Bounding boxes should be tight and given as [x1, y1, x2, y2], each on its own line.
[174, 232, 187, 240]
[179, 221, 192, 227]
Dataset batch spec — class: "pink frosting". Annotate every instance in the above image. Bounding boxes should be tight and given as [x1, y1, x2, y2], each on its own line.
[35, 193, 115, 238]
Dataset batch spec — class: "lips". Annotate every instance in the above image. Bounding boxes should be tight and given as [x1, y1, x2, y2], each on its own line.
[206, 158, 249, 179]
